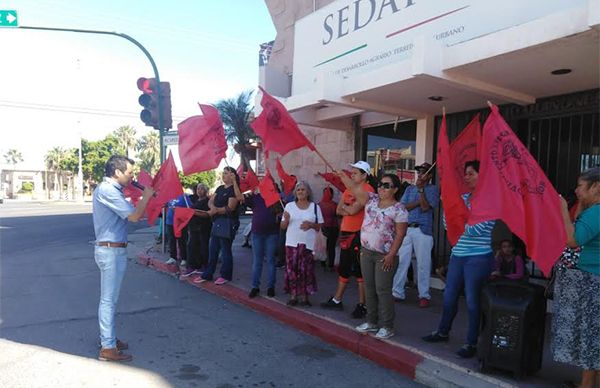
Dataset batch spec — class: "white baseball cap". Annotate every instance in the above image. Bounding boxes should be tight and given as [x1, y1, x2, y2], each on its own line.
[349, 161, 371, 174]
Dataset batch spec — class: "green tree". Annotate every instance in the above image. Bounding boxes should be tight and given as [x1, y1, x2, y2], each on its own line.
[3, 148, 24, 167]
[113, 125, 137, 158]
[215, 90, 256, 164]
[45, 146, 69, 197]
[81, 135, 121, 184]
[179, 170, 217, 191]
[137, 132, 160, 174]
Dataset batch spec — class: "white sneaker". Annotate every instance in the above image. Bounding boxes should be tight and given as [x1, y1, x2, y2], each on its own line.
[165, 258, 176, 265]
[375, 327, 395, 339]
[355, 322, 379, 333]
[180, 260, 187, 267]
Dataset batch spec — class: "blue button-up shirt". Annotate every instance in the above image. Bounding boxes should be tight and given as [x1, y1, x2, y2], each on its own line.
[93, 177, 134, 243]
[400, 184, 439, 236]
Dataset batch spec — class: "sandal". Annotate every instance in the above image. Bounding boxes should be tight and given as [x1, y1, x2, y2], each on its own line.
[286, 299, 298, 306]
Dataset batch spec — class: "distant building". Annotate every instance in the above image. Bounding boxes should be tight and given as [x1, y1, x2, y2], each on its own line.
[0, 163, 77, 200]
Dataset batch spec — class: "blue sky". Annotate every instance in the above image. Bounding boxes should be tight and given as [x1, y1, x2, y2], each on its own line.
[0, 0, 275, 167]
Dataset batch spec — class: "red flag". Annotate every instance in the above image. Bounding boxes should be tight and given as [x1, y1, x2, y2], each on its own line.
[251, 87, 316, 156]
[138, 169, 153, 187]
[437, 113, 469, 245]
[178, 104, 227, 175]
[258, 168, 280, 207]
[317, 172, 346, 192]
[145, 153, 184, 225]
[276, 158, 296, 195]
[450, 114, 481, 193]
[122, 183, 142, 206]
[237, 164, 260, 193]
[173, 207, 195, 238]
[123, 169, 154, 206]
[468, 105, 566, 276]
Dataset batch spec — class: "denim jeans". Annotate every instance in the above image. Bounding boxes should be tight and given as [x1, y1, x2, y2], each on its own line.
[95, 245, 128, 349]
[437, 253, 494, 345]
[202, 236, 233, 281]
[251, 233, 279, 289]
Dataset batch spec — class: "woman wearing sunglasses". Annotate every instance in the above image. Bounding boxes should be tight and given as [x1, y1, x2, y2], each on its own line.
[338, 171, 408, 339]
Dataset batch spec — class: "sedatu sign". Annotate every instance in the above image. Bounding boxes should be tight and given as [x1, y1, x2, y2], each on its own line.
[292, 0, 586, 95]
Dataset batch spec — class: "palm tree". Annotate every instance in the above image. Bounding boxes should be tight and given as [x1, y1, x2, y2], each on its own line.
[137, 132, 160, 174]
[113, 125, 137, 158]
[4, 148, 23, 167]
[3, 149, 23, 199]
[45, 146, 68, 198]
[215, 90, 257, 166]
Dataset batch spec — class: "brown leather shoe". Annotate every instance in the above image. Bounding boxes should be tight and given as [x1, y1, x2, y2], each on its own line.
[116, 339, 128, 351]
[99, 347, 132, 362]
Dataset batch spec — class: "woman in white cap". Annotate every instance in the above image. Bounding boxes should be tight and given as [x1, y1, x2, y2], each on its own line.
[321, 161, 377, 319]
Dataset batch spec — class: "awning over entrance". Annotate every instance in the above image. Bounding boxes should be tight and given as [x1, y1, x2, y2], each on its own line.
[283, 0, 599, 126]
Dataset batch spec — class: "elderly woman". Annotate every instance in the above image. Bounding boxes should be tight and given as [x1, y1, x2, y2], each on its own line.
[196, 167, 242, 285]
[281, 181, 324, 307]
[339, 172, 408, 339]
[554, 167, 600, 388]
[422, 160, 496, 358]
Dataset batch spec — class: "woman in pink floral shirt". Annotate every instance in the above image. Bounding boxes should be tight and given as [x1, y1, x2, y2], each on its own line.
[338, 172, 408, 339]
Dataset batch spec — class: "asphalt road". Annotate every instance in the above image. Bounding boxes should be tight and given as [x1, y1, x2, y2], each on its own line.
[0, 201, 421, 388]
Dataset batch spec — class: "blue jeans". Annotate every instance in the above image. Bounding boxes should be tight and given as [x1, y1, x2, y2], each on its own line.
[202, 236, 233, 281]
[251, 233, 278, 289]
[437, 253, 494, 345]
[95, 246, 128, 349]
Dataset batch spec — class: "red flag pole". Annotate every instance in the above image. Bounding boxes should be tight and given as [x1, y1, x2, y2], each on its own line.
[312, 147, 335, 171]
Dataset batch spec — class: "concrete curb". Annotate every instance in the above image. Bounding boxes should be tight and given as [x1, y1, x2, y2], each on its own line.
[137, 251, 515, 388]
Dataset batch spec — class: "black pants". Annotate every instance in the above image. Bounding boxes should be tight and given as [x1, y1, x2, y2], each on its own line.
[187, 228, 210, 270]
[322, 226, 339, 268]
[166, 224, 188, 261]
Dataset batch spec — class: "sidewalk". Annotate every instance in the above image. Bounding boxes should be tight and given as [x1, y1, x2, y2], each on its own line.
[129, 217, 578, 388]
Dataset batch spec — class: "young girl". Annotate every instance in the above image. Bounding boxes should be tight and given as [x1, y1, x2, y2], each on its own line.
[491, 239, 525, 281]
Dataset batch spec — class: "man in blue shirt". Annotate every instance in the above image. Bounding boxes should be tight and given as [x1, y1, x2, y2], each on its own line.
[392, 162, 439, 307]
[93, 155, 154, 362]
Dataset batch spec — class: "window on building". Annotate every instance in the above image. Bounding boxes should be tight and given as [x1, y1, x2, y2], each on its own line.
[363, 120, 417, 183]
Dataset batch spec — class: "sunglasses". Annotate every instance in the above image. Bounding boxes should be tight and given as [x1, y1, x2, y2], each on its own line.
[378, 182, 394, 189]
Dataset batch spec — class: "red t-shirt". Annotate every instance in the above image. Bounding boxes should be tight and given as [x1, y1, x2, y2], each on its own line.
[340, 183, 375, 232]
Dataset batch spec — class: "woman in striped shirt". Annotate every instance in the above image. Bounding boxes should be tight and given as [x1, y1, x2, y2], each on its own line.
[422, 160, 496, 359]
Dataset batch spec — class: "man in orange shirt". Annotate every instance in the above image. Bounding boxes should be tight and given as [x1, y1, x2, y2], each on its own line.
[321, 161, 375, 319]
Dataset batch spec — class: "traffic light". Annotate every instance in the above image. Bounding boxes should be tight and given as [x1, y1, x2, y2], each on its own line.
[137, 77, 172, 130]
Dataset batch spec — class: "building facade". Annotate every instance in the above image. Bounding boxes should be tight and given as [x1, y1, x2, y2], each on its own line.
[260, 0, 599, 271]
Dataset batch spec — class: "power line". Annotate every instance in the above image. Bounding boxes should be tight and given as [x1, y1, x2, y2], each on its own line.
[0, 100, 188, 121]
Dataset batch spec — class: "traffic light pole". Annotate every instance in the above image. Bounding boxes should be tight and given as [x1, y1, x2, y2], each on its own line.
[19, 25, 167, 163]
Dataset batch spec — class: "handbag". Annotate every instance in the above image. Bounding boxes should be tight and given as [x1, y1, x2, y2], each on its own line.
[544, 246, 580, 300]
[212, 217, 234, 239]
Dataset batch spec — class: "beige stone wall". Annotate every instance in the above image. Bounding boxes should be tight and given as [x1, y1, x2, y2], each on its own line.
[264, 0, 336, 77]
[270, 125, 355, 202]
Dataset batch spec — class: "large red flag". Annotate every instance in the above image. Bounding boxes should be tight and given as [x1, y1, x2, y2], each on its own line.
[468, 104, 566, 276]
[237, 164, 260, 193]
[178, 104, 227, 175]
[450, 114, 481, 193]
[317, 172, 346, 192]
[145, 153, 184, 225]
[276, 158, 296, 195]
[251, 87, 316, 156]
[173, 207, 195, 238]
[258, 168, 281, 207]
[437, 113, 469, 245]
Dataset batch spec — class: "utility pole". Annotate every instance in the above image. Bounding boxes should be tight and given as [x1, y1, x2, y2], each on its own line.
[19, 25, 167, 164]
